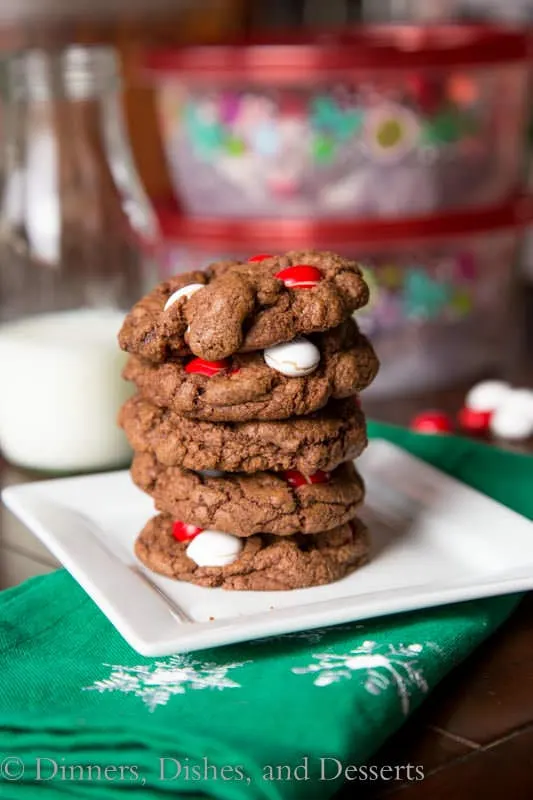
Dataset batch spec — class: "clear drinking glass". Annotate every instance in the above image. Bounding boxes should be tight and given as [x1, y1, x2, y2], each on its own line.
[0, 46, 154, 473]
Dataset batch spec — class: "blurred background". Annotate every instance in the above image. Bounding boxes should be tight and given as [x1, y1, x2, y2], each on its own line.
[0, 0, 533, 584]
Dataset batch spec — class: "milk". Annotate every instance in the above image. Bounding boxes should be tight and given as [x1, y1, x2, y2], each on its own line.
[0, 309, 132, 472]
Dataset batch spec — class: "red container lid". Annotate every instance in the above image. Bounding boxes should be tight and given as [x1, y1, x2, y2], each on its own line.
[143, 25, 531, 83]
[153, 196, 533, 251]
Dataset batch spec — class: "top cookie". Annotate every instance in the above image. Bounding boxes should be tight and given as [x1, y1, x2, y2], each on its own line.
[118, 251, 369, 363]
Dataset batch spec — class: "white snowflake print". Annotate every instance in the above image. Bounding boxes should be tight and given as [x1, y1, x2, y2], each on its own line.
[85, 655, 248, 712]
[292, 640, 440, 715]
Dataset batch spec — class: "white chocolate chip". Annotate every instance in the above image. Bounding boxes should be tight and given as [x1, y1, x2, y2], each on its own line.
[490, 404, 533, 441]
[186, 530, 243, 567]
[465, 380, 512, 412]
[264, 337, 320, 377]
[507, 389, 533, 421]
[164, 283, 204, 312]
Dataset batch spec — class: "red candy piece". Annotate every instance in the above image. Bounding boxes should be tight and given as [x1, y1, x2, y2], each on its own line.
[457, 406, 492, 434]
[185, 358, 231, 377]
[248, 254, 274, 262]
[410, 410, 453, 435]
[275, 265, 323, 290]
[283, 469, 331, 488]
[172, 521, 203, 542]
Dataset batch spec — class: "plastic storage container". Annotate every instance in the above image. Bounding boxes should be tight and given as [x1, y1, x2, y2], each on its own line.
[144, 26, 530, 219]
[151, 200, 530, 397]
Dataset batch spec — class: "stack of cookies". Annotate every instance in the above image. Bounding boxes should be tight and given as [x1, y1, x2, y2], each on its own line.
[118, 251, 379, 591]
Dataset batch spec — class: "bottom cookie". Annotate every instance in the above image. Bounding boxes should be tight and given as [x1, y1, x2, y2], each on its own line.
[135, 514, 370, 591]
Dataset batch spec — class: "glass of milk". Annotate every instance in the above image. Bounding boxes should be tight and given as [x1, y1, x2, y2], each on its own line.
[0, 310, 133, 473]
[0, 47, 155, 473]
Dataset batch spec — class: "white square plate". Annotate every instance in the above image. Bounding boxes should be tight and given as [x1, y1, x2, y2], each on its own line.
[3, 440, 532, 656]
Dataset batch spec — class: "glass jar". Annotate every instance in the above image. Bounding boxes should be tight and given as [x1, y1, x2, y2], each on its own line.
[0, 46, 155, 474]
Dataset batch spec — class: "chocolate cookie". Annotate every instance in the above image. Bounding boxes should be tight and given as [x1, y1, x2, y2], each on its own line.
[118, 251, 369, 363]
[123, 320, 378, 422]
[120, 395, 367, 474]
[135, 513, 370, 590]
[131, 452, 365, 536]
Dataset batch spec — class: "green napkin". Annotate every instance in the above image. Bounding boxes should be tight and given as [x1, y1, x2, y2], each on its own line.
[0, 423, 531, 800]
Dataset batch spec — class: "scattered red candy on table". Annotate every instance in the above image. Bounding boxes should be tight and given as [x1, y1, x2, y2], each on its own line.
[457, 406, 492, 434]
[275, 265, 323, 290]
[185, 358, 231, 377]
[248, 254, 274, 262]
[172, 521, 203, 542]
[283, 470, 331, 488]
[410, 410, 454, 435]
